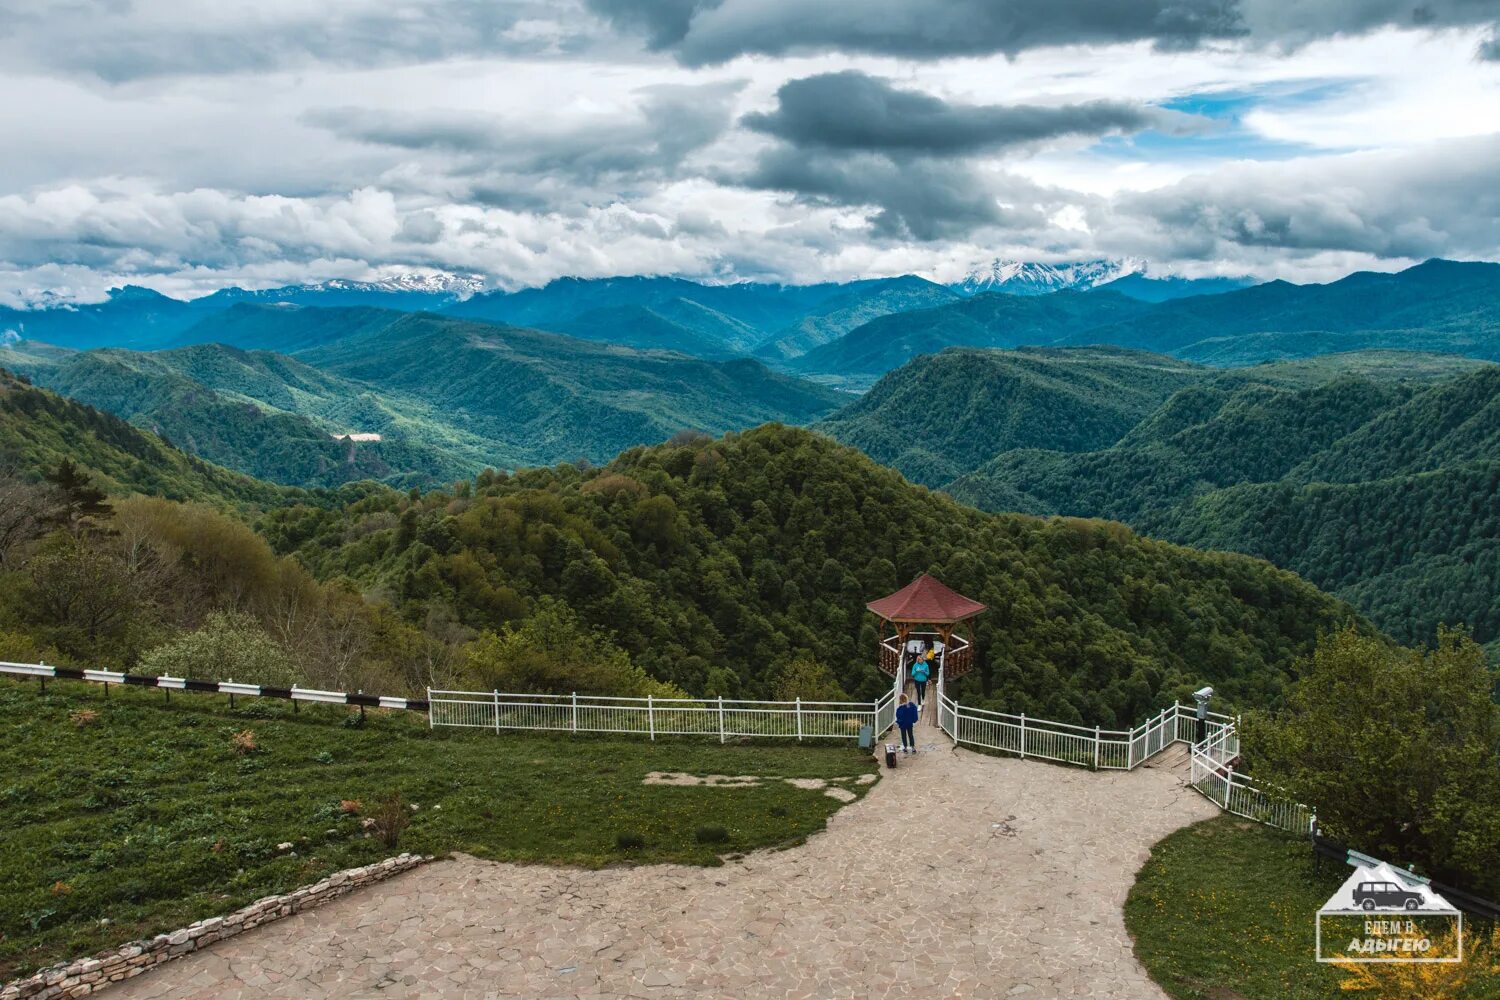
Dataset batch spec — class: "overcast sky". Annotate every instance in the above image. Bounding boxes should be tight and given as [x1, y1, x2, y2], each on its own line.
[1, 0, 1497, 304]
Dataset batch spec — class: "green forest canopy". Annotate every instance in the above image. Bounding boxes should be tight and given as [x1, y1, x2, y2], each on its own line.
[1, 368, 1367, 726]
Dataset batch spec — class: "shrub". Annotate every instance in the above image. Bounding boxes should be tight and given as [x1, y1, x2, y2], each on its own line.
[694, 825, 728, 844]
[230, 729, 258, 755]
[462, 598, 685, 699]
[140, 611, 298, 688]
[69, 709, 100, 728]
[614, 832, 645, 851]
[369, 792, 410, 849]
[769, 655, 849, 703]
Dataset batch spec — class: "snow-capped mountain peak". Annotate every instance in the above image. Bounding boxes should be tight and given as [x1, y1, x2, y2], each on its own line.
[203, 271, 487, 307]
[315, 272, 487, 297]
[954, 258, 1147, 297]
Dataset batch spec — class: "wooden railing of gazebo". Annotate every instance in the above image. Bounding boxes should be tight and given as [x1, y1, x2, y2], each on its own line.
[879, 631, 973, 679]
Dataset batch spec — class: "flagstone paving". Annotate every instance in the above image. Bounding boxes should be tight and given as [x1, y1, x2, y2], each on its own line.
[109, 707, 1216, 999]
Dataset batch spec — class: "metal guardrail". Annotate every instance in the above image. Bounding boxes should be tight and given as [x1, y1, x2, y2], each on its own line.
[0, 660, 422, 712]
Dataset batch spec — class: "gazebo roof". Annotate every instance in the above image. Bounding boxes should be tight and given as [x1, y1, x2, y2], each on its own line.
[866, 573, 986, 624]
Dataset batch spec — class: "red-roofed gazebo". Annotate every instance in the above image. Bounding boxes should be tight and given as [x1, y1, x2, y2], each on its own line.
[867, 574, 985, 679]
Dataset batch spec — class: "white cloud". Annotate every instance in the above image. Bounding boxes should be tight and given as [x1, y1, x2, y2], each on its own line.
[0, 5, 1495, 300]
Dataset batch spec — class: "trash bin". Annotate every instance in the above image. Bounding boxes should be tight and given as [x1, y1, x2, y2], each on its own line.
[857, 724, 874, 749]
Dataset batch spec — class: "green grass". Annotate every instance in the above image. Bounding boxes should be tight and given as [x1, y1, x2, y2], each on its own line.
[0, 678, 876, 980]
[1125, 815, 1497, 999]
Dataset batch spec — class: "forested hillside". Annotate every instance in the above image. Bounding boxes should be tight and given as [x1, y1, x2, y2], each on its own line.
[1, 344, 472, 489]
[4, 309, 849, 487]
[753, 276, 960, 362]
[944, 366, 1500, 651]
[814, 347, 1203, 486]
[0, 368, 295, 508]
[0, 374, 1363, 724]
[262, 425, 1362, 725]
[793, 290, 1148, 375]
[297, 313, 845, 466]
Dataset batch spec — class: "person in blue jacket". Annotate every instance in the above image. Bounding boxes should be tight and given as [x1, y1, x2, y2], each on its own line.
[910, 654, 931, 706]
[895, 694, 919, 754]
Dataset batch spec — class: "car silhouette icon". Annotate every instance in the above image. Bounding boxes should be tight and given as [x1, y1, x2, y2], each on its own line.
[1354, 881, 1425, 911]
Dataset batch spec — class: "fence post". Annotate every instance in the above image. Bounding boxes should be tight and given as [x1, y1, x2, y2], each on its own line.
[1223, 765, 1234, 808]
[571, 691, 578, 733]
[426, 687, 433, 729]
[493, 690, 500, 734]
[648, 694, 655, 741]
[718, 695, 725, 744]
[1093, 726, 1100, 770]
[796, 697, 803, 741]
[1019, 713, 1026, 759]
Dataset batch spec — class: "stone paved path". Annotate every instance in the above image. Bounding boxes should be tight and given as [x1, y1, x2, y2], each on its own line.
[110, 703, 1215, 999]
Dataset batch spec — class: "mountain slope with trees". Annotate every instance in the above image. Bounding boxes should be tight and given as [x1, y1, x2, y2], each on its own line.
[944, 366, 1500, 651]
[5, 308, 850, 486]
[813, 347, 1204, 486]
[0, 368, 296, 508]
[792, 290, 1149, 376]
[297, 312, 847, 467]
[754, 276, 961, 362]
[0, 376, 1362, 724]
[262, 424, 1362, 725]
[1, 344, 472, 489]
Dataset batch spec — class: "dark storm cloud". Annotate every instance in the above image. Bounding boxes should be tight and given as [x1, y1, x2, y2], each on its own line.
[743, 71, 1184, 157]
[587, 0, 1499, 64]
[734, 72, 1175, 241]
[304, 82, 743, 186]
[1480, 31, 1500, 59]
[739, 147, 1011, 240]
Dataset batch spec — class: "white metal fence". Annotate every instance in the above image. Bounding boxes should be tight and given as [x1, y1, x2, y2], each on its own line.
[1188, 725, 1314, 835]
[427, 689, 877, 742]
[936, 695, 1237, 772]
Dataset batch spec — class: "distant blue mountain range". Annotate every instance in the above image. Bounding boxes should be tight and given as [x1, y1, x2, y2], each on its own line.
[0, 266, 1257, 357]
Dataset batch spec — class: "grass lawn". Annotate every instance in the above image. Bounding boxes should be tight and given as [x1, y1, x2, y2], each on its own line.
[0, 678, 877, 980]
[1126, 815, 1498, 999]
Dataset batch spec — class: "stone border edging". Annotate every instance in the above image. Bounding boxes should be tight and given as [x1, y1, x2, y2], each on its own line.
[1, 853, 431, 1000]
